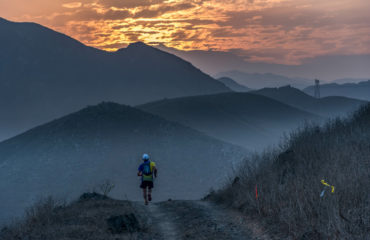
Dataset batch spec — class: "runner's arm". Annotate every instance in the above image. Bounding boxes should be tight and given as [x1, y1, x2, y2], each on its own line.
[153, 167, 158, 177]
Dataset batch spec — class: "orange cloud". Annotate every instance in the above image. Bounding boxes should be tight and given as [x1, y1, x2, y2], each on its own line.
[1, 0, 369, 64]
[62, 2, 83, 9]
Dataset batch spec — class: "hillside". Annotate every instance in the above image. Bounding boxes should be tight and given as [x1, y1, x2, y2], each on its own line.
[252, 86, 366, 117]
[210, 104, 370, 239]
[0, 18, 229, 141]
[0, 102, 244, 224]
[304, 80, 370, 101]
[138, 92, 320, 150]
[215, 71, 313, 89]
[217, 77, 250, 92]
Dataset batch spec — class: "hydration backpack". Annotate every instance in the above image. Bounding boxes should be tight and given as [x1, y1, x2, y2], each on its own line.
[142, 161, 152, 176]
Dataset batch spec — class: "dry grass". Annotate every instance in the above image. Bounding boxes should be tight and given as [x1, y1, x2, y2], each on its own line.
[0, 194, 151, 240]
[210, 104, 370, 239]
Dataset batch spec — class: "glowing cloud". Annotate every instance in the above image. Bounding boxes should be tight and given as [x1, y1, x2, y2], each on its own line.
[62, 2, 83, 9]
[1, 0, 369, 64]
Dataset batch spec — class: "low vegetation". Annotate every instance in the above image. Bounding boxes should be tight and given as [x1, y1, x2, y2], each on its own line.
[0, 193, 151, 240]
[210, 104, 370, 239]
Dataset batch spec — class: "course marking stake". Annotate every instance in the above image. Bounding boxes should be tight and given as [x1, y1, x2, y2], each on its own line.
[320, 179, 335, 197]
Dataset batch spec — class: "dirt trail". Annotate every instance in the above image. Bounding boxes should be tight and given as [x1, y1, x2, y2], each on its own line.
[139, 200, 270, 240]
[148, 203, 180, 240]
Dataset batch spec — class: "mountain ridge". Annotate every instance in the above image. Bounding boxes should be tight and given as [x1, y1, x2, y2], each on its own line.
[215, 71, 313, 89]
[0, 18, 230, 141]
[217, 77, 250, 92]
[303, 80, 370, 101]
[138, 92, 321, 150]
[252, 86, 366, 117]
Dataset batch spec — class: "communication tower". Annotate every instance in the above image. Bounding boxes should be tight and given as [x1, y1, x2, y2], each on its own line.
[314, 79, 320, 98]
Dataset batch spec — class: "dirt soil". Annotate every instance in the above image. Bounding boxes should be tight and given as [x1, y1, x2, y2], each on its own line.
[137, 200, 271, 240]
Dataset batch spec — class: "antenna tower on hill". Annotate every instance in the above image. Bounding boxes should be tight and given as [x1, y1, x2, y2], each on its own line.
[314, 79, 320, 98]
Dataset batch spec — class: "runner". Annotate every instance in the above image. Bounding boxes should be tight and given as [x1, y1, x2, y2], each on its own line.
[137, 153, 157, 205]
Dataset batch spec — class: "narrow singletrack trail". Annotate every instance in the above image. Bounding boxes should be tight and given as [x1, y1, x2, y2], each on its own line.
[136, 200, 270, 240]
[147, 203, 180, 240]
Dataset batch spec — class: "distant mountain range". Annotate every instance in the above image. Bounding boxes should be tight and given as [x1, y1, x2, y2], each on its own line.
[0, 17, 229, 141]
[215, 71, 313, 89]
[138, 92, 321, 150]
[156, 44, 370, 81]
[304, 80, 370, 101]
[216, 77, 250, 92]
[252, 86, 367, 117]
[332, 78, 370, 84]
[0, 102, 245, 224]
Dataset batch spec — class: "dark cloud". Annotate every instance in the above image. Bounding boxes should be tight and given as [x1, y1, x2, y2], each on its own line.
[125, 32, 141, 41]
[211, 28, 248, 38]
[96, 33, 111, 37]
[134, 3, 196, 18]
[51, 2, 196, 25]
[104, 9, 132, 20]
[51, 8, 132, 24]
[98, 0, 165, 8]
[111, 25, 127, 30]
[70, 24, 96, 34]
[218, 2, 370, 32]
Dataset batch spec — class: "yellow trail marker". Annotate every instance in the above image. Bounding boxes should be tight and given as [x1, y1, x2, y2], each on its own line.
[321, 180, 335, 193]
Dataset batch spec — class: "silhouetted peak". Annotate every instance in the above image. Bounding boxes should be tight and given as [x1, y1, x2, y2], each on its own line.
[124, 42, 157, 52]
[0, 17, 10, 24]
[263, 85, 300, 92]
[255, 85, 313, 99]
[276, 85, 302, 92]
[127, 41, 149, 48]
[116, 41, 158, 55]
[83, 102, 131, 114]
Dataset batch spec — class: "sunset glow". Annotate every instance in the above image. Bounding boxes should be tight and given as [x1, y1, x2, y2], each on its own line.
[1, 0, 369, 64]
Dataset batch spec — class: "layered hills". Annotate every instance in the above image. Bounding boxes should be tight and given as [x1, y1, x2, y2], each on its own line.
[0, 102, 244, 224]
[138, 92, 320, 150]
[252, 86, 366, 117]
[304, 80, 370, 101]
[0, 18, 229, 141]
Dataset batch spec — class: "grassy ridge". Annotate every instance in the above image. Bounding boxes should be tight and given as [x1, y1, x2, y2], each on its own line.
[210, 104, 370, 239]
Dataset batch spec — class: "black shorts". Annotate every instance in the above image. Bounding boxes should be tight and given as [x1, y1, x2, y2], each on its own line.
[140, 181, 154, 189]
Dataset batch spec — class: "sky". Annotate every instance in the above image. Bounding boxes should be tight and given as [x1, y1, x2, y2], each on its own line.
[1, 0, 369, 64]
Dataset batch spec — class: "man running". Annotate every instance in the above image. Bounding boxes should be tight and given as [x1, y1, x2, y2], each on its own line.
[137, 153, 157, 205]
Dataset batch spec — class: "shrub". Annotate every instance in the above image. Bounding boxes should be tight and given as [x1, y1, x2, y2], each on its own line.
[0, 196, 65, 239]
[98, 179, 115, 196]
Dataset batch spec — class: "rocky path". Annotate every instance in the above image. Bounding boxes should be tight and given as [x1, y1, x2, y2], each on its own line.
[138, 200, 270, 240]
